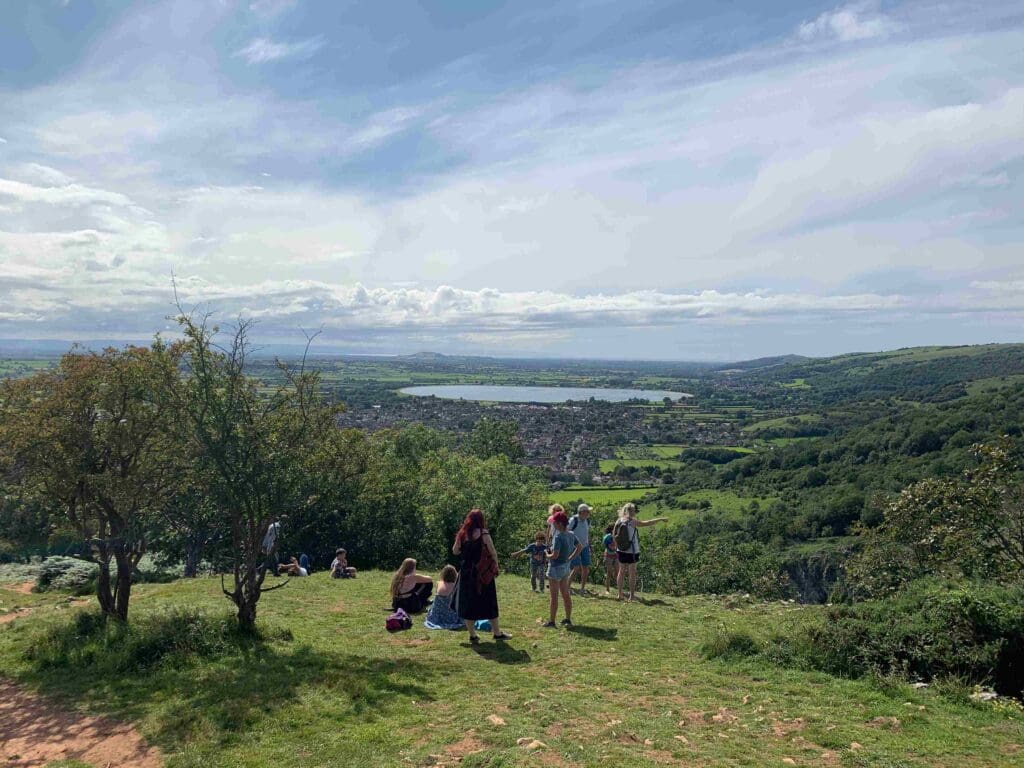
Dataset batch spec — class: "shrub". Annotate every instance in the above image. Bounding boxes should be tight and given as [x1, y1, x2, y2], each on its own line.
[702, 630, 761, 660]
[793, 579, 1024, 696]
[25, 608, 250, 672]
[35, 557, 99, 594]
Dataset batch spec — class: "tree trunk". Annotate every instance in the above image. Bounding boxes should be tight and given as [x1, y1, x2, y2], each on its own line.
[95, 558, 116, 618]
[184, 542, 201, 578]
[112, 551, 133, 622]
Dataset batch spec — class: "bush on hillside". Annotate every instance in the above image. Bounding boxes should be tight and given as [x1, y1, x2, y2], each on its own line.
[25, 608, 254, 672]
[791, 579, 1024, 696]
[35, 557, 99, 594]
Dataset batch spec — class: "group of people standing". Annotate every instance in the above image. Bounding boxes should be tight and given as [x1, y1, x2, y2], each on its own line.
[390, 501, 667, 644]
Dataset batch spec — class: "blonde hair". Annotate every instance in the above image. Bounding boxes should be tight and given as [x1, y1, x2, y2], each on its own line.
[548, 503, 564, 515]
[390, 558, 416, 598]
[440, 564, 458, 583]
[618, 503, 637, 521]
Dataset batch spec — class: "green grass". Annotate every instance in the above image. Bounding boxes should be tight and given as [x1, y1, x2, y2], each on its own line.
[599, 458, 683, 472]
[655, 490, 778, 525]
[1, 574, 1020, 767]
[965, 374, 1024, 397]
[742, 413, 823, 433]
[549, 486, 659, 507]
[781, 378, 811, 389]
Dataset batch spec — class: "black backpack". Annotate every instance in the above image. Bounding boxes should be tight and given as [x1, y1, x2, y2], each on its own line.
[613, 520, 635, 551]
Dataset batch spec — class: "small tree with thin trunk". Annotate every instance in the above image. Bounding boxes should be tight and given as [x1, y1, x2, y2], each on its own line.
[173, 313, 335, 631]
[0, 342, 183, 621]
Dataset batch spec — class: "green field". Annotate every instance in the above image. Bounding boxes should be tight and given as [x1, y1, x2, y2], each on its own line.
[742, 413, 823, 433]
[548, 485, 658, 507]
[781, 378, 810, 389]
[2, 574, 1019, 768]
[599, 458, 683, 472]
[653, 490, 778, 525]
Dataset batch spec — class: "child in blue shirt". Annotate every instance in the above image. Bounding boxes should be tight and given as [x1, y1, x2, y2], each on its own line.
[513, 533, 549, 592]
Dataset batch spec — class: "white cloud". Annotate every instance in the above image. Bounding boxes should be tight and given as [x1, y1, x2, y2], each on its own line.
[234, 36, 324, 64]
[248, 0, 297, 18]
[798, 2, 897, 43]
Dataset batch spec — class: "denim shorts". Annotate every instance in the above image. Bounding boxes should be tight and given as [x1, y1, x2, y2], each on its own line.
[547, 563, 571, 581]
[569, 545, 592, 568]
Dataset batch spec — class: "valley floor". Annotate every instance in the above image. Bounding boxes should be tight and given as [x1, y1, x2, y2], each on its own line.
[0, 574, 1021, 767]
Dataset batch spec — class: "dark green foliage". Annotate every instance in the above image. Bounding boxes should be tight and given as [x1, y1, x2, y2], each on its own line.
[35, 556, 99, 594]
[791, 580, 1024, 695]
[25, 608, 254, 672]
[701, 630, 761, 660]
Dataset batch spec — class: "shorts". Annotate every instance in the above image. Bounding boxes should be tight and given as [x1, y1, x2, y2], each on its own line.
[569, 545, 592, 568]
[547, 563, 571, 581]
[604, 551, 619, 563]
[617, 551, 640, 565]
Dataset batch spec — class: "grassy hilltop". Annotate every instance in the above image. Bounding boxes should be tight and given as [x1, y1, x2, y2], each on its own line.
[2, 573, 1022, 768]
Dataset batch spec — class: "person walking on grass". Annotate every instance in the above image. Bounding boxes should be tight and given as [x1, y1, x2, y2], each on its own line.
[567, 503, 593, 595]
[512, 532, 549, 592]
[453, 508, 511, 643]
[601, 523, 618, 594]
[614, 503, 668, 602]
[543, 510, 581, 628]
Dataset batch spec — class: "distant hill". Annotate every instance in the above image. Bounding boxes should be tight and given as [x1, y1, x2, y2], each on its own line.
[728, 343, 1024, 404]
[714, 354, 810, 372]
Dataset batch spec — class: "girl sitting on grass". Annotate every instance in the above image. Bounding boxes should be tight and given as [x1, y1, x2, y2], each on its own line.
[390, 558, 434, 613]
[424, 565, 464, 630]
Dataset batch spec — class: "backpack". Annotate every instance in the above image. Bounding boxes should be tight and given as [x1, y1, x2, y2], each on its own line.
[568, 515, 579, 532]
[613, 520, 635, 551]
[385, 608, 413, 632]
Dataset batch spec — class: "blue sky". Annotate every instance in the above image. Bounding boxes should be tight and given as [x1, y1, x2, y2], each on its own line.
[0, 0, 1022, 360]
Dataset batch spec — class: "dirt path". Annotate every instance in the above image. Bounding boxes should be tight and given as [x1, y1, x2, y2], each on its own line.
[0, 680, 162, 767]
[5, 581, 35, 595]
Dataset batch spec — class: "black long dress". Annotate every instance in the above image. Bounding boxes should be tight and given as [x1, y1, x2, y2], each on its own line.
[454, 533, 499, 621]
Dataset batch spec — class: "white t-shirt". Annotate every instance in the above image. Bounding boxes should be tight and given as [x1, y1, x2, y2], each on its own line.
[296, 567, 308, 577]
[262, 521, 280, 553]
[569, 516, 591, 548]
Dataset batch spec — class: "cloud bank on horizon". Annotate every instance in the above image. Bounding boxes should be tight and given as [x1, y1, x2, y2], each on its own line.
[0, 0, 1022, 360]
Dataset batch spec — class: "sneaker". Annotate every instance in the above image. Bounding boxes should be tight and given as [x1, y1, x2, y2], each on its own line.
[541, 620, 557, 628]
[560, 618, 573, 626]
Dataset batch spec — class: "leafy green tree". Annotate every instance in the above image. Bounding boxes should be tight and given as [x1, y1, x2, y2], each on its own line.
[0, 343, 183, 620]
[468, 418, 525, 462]
[173, 315, 337, 631]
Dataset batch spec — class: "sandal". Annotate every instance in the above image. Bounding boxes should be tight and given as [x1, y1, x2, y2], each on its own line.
[493, 632, 513, 640]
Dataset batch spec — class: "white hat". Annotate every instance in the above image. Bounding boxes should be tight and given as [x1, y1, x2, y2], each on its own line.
[577, 503, 592, 513]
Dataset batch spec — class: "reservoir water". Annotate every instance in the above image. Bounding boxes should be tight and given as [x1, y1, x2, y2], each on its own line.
[399, 385, 692, 403]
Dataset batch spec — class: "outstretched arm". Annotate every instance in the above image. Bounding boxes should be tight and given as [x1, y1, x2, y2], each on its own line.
[636, 517, 669, 527]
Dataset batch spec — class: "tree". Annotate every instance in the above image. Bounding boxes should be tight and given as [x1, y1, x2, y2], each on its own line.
[847, 439, 1024, 598]
[173, 315, 337, 631]
[468, 418, 525, 462]
[0, 343, 183, 620]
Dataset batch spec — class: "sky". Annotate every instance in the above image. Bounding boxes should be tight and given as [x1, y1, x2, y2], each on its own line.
[0, 0, 1022, 361]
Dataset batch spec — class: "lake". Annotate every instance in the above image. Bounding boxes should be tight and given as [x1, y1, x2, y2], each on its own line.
[399, 385, 692, 403]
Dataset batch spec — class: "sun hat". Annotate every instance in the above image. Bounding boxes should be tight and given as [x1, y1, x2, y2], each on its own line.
[577, 503, 592, 513]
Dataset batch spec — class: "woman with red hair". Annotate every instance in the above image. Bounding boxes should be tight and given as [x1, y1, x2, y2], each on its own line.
[452, 508, 510, 643]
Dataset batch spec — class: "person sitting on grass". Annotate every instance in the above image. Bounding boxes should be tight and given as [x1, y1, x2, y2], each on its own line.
[614, 503, 668, 602]
[601, 523, 618, 595]
[512, 532, 549, 592]
[329, 548, 357, 579]
[390, 558, 434, 613]
[278, 556, 308, 577]
[424, 565, 464, 630]
[299, 553, 312, 574]
[543, 510, 581, 628]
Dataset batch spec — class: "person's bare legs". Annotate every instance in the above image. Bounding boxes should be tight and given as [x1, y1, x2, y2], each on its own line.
[491, 617, 506, 637]
[561, 578, 573, 622]
[604, 559, 615, 593]
[465, 618, 477, 639]
[627, 563, 638, 601]
[549, 578, 560, 623]
[616, 563, 626, 600]
[580, 565, 590, 593]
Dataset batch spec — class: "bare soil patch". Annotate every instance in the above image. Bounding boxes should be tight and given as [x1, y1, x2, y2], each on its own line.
[0, 679, 162, 767]
[6, 582, 35, 596]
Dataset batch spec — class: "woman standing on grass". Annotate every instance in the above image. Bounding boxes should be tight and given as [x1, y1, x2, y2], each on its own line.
[614, 503, 668, 602]
[544, 510, 581, 628]
[452, 508, 511, 643]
